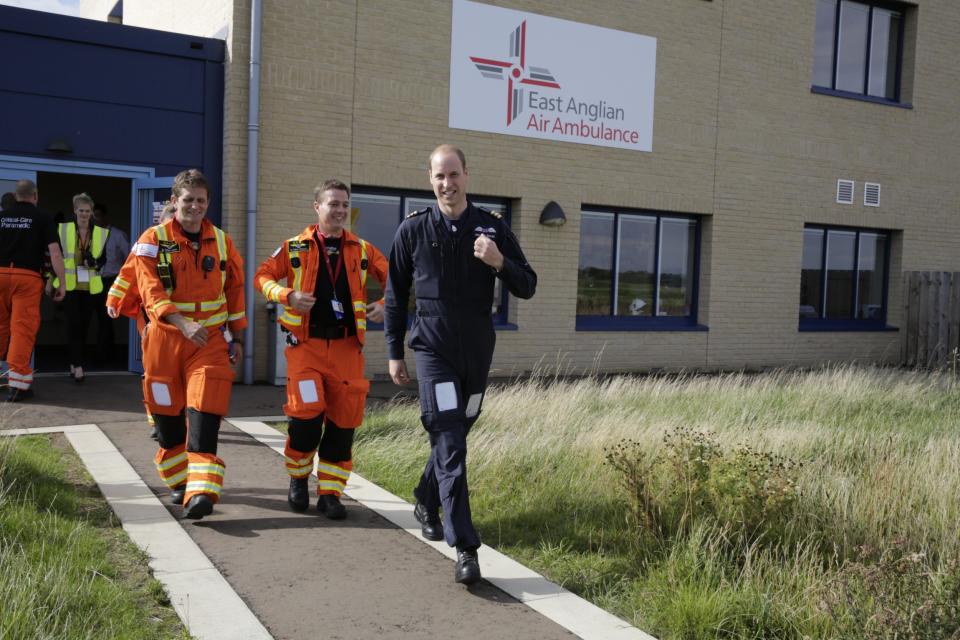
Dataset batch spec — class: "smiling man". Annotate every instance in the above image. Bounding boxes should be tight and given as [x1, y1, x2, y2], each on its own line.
[133, 169, 246, 519]
[384, 145, 537, 585]
[255, 179, 388, 519]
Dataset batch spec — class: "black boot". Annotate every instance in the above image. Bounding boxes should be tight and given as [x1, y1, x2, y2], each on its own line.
[169, 484, 186, 506]
[414, 502, 444, 541]
[455, 547, 481, 585]
[287, 477, 309, 512]
[184, 494, 214, 519]
[316, 494, 347, 520]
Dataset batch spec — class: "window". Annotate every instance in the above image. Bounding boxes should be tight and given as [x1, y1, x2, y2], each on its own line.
[799, 225, 890, 329]
[350, 189, 513, 326]
[576, 208, 700, 330]
[812, 0, 906, 103]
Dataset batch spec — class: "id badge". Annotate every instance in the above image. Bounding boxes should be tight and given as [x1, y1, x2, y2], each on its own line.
[331, 298, 344, 320]
[76, 266, 91, 283]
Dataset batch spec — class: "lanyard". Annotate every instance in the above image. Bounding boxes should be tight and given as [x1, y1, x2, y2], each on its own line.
[316, 230, 344, 297]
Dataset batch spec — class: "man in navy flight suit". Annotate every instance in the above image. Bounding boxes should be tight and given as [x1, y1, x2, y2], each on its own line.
[385, 144, 537, 585]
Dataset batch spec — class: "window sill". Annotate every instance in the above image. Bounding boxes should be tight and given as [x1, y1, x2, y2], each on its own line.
[576, 316, 707, 332]
[810, 86, 912, 109]
[365, 320, 518, 331]
[798, 322, 898, 332]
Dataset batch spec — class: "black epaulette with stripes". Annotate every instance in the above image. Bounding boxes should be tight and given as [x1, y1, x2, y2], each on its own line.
[406, 207, 429, 219]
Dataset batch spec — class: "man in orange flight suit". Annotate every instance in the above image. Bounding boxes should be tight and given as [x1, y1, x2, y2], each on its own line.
[133, 169, 245, 519]
[0, 179, 66, 402]
[255, 179, 387, 518]
[106, 204, 175, 442]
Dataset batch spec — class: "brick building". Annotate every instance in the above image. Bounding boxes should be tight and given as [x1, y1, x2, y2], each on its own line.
[70, 0, 958, 380]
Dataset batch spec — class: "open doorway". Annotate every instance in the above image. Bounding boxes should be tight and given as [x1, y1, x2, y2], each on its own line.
[35, 172, 133, 374]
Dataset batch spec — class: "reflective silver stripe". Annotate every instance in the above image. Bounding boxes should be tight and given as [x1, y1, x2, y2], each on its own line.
[279, 309, 302, 326]
[317, 480, 346, 492]
[157, 452, 188, 471]
[185, 481, 223, 496]
[227, 311, 245, 322]
[316, 461, 350, 480]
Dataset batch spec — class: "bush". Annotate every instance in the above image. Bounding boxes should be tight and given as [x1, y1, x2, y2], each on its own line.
[605, 426, 802, 551]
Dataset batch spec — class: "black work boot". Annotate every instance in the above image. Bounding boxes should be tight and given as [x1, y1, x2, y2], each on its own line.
[316, 494, 347, 520]
[169, 484, 186, 506]
[287, 477, 309, 512]
[455, 547, 481, 585]
[413, 502, 444, 541]
[184, 494, 214, 519]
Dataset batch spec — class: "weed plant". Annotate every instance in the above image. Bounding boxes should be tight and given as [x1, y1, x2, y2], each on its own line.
[354, 364, 960, 639]
[0, 435, 189, 640]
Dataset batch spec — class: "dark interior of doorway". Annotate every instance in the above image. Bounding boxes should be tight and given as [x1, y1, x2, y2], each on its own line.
[35, 171, 133, 374]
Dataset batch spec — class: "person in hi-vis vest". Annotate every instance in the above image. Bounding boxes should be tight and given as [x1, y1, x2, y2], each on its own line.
[50, 193, 109, 383]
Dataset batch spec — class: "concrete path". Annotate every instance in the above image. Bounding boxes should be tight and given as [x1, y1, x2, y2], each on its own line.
[0, 374, 650, 640]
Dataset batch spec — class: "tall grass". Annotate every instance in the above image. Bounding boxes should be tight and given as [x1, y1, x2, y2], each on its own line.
[355, 365, 960, 639]
[0, 435, 189, 640]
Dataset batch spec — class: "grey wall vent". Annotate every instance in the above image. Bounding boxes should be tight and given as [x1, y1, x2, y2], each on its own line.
[864, 182, 881, 207]
[836, 179, 855, 204]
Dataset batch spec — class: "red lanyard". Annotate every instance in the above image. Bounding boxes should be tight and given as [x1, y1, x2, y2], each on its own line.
[316, 230, 343, 295]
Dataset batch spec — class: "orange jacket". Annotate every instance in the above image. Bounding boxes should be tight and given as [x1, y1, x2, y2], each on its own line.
[106, 251, 141, 319]
[255, 226, 387, 345]
[133, 218, 246, 335]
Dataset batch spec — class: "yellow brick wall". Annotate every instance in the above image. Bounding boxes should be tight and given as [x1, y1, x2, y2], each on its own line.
[89, 0, 960, 380]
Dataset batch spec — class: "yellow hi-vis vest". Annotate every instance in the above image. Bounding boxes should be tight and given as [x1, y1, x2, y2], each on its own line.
[54, 223, 109, 294]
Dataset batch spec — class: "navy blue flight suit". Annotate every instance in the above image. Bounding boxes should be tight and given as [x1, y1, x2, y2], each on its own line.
[384, 202, 537, 551]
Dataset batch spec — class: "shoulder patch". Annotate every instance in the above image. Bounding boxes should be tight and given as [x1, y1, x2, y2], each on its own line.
[477, 206, 503, 220]
[135, 243, 159, 258]
[405, 207, 429, 219]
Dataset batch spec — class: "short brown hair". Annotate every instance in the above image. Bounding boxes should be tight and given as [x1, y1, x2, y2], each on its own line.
[14, 179, 37, 201]
[428, 144, 467, 171]
[313, 179, 350, 202]
[171, 169, 210, 199]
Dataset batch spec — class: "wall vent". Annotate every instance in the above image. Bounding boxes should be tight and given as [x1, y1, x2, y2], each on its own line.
[836, 179, 855, 204]
[864, 182, 881, 207]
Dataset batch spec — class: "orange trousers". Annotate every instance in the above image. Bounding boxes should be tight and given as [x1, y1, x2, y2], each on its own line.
[142, 321, 234, 504]
[0, 268, 43, 390]
[283, 336, 369, 425]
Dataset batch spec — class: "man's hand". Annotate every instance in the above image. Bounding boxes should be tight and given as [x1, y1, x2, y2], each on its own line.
[474, 235, 504, 271]
[52, 284, 66, 302]
[167, 313, 207, 346]
[288, 291, 316, 313]
[389, 359, 409, 385]
[106, 306, 119, 319]
[366, 301, 384, 323]
[229, 341, 243, 366]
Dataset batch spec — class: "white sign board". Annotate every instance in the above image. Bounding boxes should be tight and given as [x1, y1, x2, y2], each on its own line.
[449, 0, 657, 152]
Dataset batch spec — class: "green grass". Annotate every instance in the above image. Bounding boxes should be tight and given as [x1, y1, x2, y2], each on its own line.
[351, 365, 960, 640]
[0, 435, 190, 640]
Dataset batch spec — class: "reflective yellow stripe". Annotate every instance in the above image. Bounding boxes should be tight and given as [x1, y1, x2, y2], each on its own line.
[356, 319, 366, 330]
[317, 480, 346, 492]
[188, 463, 225, 476]
[164, 470, 188, 487]
[150, 299, 172, 314]
[201, 311, 228, 327]
[262, 281, 284, 302]
[227, 311, 245, 322]
[113, 277, 130, 290]
[352, 301, 365, 312]
[285, 455, 313, 467]
[213, 227, 227, 290]
[316, 462, 350, 480]
[186, 481, 223, 496]
[201, 296, 227, 311]
[157, 452, 188, 471]
[279, 309, 302, 326]
[174, 302, 197, 311]
[359, 239, 368, 289]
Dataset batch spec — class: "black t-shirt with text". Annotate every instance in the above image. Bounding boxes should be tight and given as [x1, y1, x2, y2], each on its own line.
[309, 232, 356, 335]
[0, 202, 58, 273]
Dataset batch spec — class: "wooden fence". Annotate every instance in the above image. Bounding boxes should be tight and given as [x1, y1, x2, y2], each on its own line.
[900, 271, 960, 370]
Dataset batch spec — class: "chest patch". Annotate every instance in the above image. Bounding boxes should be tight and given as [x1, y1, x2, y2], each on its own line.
[288, 240, 310, 253]
[159, 240, 180, 253]
[473, 226, 497, 238]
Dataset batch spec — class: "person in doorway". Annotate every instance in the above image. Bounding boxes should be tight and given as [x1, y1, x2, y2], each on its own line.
[1, 192, 15, 211]
[255, 179, 387, 519]
[52, 193, 110, 383]
[0, 180, 66, 402]
[93, 202, 130, 365]
[385, 145, 537, 584]
[106, 203, 175, 442]
[132, 169, 245, 519]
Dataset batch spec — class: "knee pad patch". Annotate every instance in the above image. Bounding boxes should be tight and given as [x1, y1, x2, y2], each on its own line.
[143, 375, 183, 413]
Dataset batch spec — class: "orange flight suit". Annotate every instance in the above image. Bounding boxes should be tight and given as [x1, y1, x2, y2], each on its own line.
[0, 268, 43, 390]
[133, 217, 245, 506]
[255, 226, 387, 497]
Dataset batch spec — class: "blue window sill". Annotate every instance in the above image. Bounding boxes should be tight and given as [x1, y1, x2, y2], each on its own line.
[810, 85, 912, 109]
[799, 321, 898, 332]
[576, 316, 707, 332]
